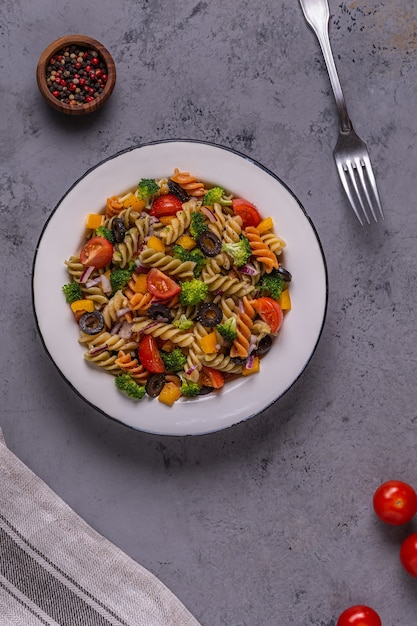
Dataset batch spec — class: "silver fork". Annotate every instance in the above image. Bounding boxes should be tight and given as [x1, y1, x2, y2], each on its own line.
[299, 0, 384, 225]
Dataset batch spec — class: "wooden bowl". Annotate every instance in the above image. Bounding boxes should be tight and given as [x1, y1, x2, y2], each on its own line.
[36, 35, 116, 115]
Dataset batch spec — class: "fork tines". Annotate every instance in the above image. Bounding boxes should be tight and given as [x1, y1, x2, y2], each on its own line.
[336, 156, 384, 226]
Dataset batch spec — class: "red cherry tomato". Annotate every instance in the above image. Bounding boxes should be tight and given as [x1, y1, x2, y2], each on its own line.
[146, 268, 181, 300]
[149, 194, 183, 217]
[400, 532, 417, 578]
[373, 480, 417, 526]
[337, 605, 381, 626]
[200, 366, 225, 389]
[232, 198, 261, 228]
[79, 236, 113, 268]
[253, 297, 283, 334]
[138, 335, 165, 373]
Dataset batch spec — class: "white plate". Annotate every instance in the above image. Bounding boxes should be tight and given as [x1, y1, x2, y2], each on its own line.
[32, 140, 328, 436]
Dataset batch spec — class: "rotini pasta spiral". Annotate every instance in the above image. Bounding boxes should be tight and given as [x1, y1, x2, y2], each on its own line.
[105, 196, 124, 219]
[245, 226, 279, 273]
[102, 290, 129, 329]
[157, 203, 193, 245]
[201, 261, 255, 297]
[170, 168, 207, 197]
[115, 351, 149, 383]
[230, 297, 255, 358]
[139, 247, 195, 279]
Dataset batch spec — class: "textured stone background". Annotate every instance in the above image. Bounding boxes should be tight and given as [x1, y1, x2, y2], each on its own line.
[1, 1, 417, 624]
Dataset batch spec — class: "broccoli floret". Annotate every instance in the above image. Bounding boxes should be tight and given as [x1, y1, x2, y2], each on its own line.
[62, 282, 83, 303]
[189, 211, 208, 239]
[96, 225, 115, 243]
[179, 278, 209, 306]
[115, 374, 146, 400]
[173, 244, 206, 276]
[180, 379, 200, 397]
[161, 348, 187, 372]
[258, 269, 286, 300]
[222, 236, 252, 268]
[110, 267, 133, 293]
[202, 187, 232, 206]
[136, 178, 160, 200]
[173, 314, 194, 330]
[217, 316, 238, 341]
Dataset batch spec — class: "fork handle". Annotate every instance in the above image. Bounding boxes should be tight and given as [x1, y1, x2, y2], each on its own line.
[299, 0, 351, 132]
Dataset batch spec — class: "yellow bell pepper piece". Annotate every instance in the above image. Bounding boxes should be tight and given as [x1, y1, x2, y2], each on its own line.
[85, 213, 103, 229]
[278, 289, 292, 311]
[257, 217, 274, 234]
[159, 216, 175, 226]
[158, 382, 182, 406]
[199, 331, 218, 354]
[123, 193, 146, 211]
[132, 273, 148, 293]
[176, 234, 196, 251]
[147, 235, 165, 253]
[70, 299, 95, 322]
[242, 355, 260, 376]
[70, 299, 94, 313]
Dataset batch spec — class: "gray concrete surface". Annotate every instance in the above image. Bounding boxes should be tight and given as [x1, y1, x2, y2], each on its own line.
[1, 1, 417, 624]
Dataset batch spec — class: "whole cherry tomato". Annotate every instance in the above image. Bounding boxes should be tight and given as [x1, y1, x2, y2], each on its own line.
[373, 480, 417, 526]
[400, 532, 417, 578]
[337, 605, 381, 626]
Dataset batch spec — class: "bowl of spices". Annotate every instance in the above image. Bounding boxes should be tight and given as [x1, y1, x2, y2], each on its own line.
[36, 34, 116, 115]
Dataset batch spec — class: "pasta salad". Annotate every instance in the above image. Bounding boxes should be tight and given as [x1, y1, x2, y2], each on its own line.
[62, 169, 292, 405]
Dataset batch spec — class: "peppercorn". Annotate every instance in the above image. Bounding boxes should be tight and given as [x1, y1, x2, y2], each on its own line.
[45, 44, 108, 106]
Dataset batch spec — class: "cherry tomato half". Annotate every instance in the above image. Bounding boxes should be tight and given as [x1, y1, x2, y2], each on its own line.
[400, 532, 417, 578]
[146, 268, 181, 300]
[232, 198, 261, 228]
[337, 605, 381, 626]
[253, 297, 283, 334]
[200, 366, 225, 389]
[80, 236, 113, 268]
[150, 193, 183, 217]
[138, 335, 165, 373]
[373, 480, 417, 526]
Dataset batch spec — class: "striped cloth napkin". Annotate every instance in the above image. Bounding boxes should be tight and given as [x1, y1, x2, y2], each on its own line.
[0, 429, 201, 626]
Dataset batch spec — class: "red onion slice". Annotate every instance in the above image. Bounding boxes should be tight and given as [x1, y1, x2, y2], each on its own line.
[101, 274, 112, 294]
[116, 307, 131, 318]
[201, 206, 217, 222]
[89, 344, 108, 356]
[240, 264, 259, 276]
[80, 266, 95, 284]
[85, 276, 102, 288]
[246, 354, 255, 370]
[119, 321, 132, 339]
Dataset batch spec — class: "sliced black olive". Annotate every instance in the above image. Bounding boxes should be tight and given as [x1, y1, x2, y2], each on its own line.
[168, 179, 189, 202]
[196, 231, 222, 257]
[148, 303, 173, 323]
[111, 218, 126, 243]
[146, 373, 166, 397]
[231, 356, 247, 365]
[196, 302, 223, 327]
[198, 385, 214, 395]
[79, 310, 105, 335]
[277, 266, 292, 282]
[254, 335, 273, 356]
